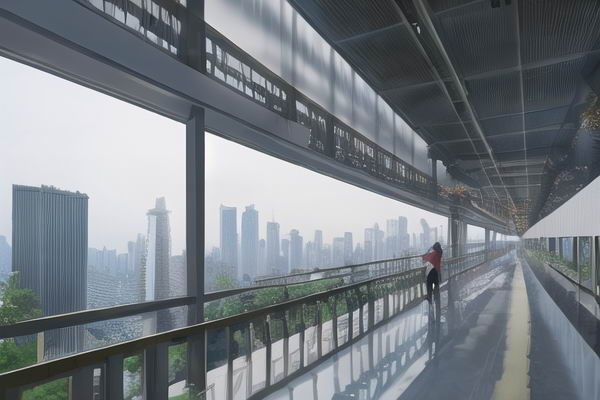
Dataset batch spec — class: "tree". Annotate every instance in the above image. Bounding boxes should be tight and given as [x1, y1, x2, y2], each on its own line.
[0, 272, 42, 374]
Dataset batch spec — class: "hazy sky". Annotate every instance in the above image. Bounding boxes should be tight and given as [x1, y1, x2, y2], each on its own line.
[0, 57, 186, 254]
[205, 134, 449, 250]
[1, 55, 455, 256]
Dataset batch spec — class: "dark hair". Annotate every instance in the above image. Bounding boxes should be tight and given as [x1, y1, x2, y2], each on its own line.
[433, 242, 443, 254]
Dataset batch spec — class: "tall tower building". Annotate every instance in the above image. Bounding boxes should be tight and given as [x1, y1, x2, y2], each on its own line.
[12, 185, 88, 358]
[332, 237, 345, 266]
[289, 229, 303, 271]
[241, 205, 259, 279]
[314, 230, 323, 266]
[219, 205, 238, 278]
[266, 222, 280, 275]
[0, 235, 11, 279]
[399, 216, 410, 252]
[343, 232, 353, 265]
[144, 197, 172, 302]
[258, 239, 266, 276]
[281, 238, 290, 274]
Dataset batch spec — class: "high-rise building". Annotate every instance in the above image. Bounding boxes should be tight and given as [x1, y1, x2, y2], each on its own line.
[399, 216, 410, 252]
[354, 243, 364, 264]
[219, 205, 238, 279]
[343, 232, 353, 265]
[332, 237, 345, 266]
[386, 219, 400, 258]
[314, 230, 323, 266]
[127, 233, 147, 302]
[0, 235, 12, 280]
[281, 238, 290, 274]
[12, 184, 88, 359]
[304, 241, 315, 269]
[322, 244, 332, 267]
[144, 197, 172, 302]
[420, 218, 431, 250]
[241, 205, 259, 279]
[365, 223, 384, 262]
[266, 222, 280, 275]
[258, 239, 266, 276]
[289, 229, 303, 271]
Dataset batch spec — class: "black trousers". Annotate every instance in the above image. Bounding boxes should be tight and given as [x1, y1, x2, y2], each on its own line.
[426, 268, 439, 300]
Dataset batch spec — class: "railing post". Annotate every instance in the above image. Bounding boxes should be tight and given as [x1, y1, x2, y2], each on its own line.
[331, 298, 338, 349]
[246, 323, 253, 398]
[225, 326, 233, 400]
[316, 302, 323, 359]
[367, 283, 375, 330]
[282, 313, 289, 379]
[265, 317, 272, 388]
[299, 306, 305, 369]
[346, 292, 353, 342]
[144, 342, 169, 400]
[187, 332, 206, 399]
[105, 354, 124, 400]
[71, 366, 94, 400]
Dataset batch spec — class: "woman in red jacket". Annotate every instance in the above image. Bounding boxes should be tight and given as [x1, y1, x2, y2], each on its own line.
[422, 242, 443, 302]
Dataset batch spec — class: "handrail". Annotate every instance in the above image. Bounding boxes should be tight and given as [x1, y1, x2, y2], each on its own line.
[205, 253, 426, 302]
[0, 267, 425, 386]
[0, 295, 195, 340]
[0, 246, 515, 398]
[253, 253, 427, 284]
[0, 249, 494, 340]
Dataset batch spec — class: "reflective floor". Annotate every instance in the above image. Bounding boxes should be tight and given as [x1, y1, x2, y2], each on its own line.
[266, 252, 600, 400]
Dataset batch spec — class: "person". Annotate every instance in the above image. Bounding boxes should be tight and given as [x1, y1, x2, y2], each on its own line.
[422, 242, 443, 303]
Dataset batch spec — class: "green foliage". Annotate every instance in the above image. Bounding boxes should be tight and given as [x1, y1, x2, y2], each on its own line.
[169, 343, 187, 381]
[0, 272, 43, 374]
[124, 354, 142, 373]
[21, 377, 69, 400]
[0, 340, 37, 374]
[0, 273, 42, 325]
[213, 273, 236, 290]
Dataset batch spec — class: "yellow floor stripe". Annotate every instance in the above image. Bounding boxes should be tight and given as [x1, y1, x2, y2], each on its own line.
[492, 261, 531, 400]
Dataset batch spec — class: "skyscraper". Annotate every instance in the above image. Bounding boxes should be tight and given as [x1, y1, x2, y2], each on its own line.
[144, 197, 174, 334]
[399, 216, 410, 252]
[314, 230, 323, 266]
[12, 184, 88, 358]
[386, 219, 400, 258]
[420, 218, 431, 250]
[332, 237, 345, 266]
[343, 232, 353, 265]
[266, 222, 280, 275]
[281, 238, 290, 274]
[289, 229, 303, 271]
[0, 235, 12, 280]
[219, 205, 238, 278]
[241, 205, 259, 279]
[258, 239, 266, 276]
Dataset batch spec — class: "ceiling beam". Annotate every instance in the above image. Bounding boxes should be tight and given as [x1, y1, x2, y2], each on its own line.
[429, 124, 563, 146]
[335, 22, 404, 45]
[406, 0, 514, 207]
[380, 48, 600, 94]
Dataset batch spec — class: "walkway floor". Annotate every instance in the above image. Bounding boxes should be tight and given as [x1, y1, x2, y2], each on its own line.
[266, 252, 598, 400]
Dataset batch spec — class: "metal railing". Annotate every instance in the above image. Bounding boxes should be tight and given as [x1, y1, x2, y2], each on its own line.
[0, 245, 515, 400]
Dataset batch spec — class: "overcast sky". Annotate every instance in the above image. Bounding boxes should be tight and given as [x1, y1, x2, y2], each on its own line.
[1, 55, 458, 256]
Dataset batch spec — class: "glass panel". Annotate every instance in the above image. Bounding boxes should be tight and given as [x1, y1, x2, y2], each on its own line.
[207, 328, 228, 400]
[578, 237, 592, 289]
[124, 354, 144, 400]
[0, 54, 186, 327]
[250, 318, 267, 394]
[204, 133, 446, 291]
[21, 377, 69, 400]
[169, 343, 189, 400]
[268, 314, 286, 384]
[231, 324, 249, 400]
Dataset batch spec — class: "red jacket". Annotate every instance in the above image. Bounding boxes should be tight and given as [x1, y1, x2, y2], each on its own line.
[422, 250, 442, 275]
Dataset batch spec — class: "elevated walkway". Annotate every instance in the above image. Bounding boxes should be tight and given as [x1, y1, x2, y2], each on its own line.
[267, 252, 600, 400]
